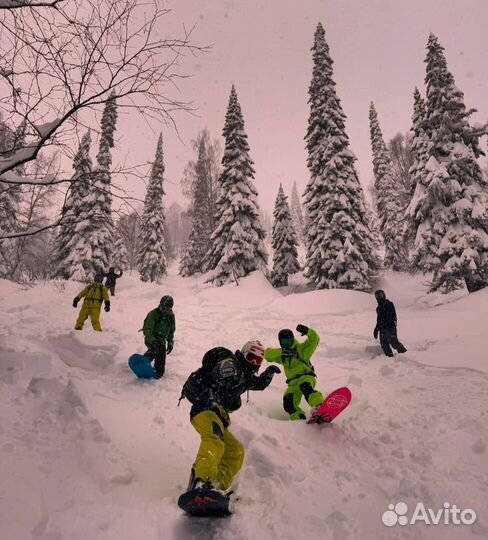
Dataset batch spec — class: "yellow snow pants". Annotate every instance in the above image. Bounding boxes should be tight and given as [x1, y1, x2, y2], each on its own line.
[75, 302, 102, 331]
[191, 409, 245, 491]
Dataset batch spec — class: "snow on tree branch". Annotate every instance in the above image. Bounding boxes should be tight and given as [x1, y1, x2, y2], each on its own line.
[0, 0, 206, 178]
[0, 0, 64, 8]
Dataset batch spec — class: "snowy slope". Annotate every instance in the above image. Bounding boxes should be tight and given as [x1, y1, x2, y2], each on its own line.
[0, 270, 487, 540]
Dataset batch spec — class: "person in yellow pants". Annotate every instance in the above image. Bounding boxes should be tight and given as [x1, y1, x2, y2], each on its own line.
[73, 273, 111, 331]
[190, 407, 245, 491]
[180, 342, 280, 492]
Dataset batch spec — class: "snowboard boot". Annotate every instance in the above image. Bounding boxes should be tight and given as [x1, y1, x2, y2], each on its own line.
[309, 405, 330, 424]
[397, 345, 407, 354]
[309, 405, 320, 418]
[310, 405, 332, 424]
[192, 478, 214, 491]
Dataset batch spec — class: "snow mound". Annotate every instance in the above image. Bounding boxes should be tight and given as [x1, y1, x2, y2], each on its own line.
[198, 271, 280, 308]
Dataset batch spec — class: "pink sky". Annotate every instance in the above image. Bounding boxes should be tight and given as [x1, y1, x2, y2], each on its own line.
[113, 0, 488, 215]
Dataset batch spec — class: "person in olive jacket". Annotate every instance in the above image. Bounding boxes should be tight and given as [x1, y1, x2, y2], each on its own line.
[142, 295, 175, 378]
[264, 324, 325, 421]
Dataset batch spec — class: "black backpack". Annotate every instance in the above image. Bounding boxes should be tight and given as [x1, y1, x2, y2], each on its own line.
[201, 347, 236, 371]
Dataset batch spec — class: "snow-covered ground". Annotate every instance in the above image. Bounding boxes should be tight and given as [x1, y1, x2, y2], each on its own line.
[0, 269, 487, 540]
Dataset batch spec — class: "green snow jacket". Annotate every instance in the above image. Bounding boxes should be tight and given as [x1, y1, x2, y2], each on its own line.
[143, 307, 175, 348]
[264, 328, 320, 383]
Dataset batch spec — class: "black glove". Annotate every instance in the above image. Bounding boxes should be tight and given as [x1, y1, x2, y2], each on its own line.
[104, 301, 110, 312]
[73, 297, 79, 308]
[373, 327, 378, 339]
[265, 365, 281, 375]
[296, 324, 309, 336]
[166, 342, 173, 354]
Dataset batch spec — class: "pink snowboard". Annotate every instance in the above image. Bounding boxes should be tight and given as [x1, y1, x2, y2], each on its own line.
[307, 386, 352, 424]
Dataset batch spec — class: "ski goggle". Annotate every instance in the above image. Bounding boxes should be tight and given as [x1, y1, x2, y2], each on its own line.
[246, 351, 263, 367]
[279, 337, 294, 348]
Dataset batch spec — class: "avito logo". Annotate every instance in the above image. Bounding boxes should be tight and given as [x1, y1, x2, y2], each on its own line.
[382, 502, 477, 527]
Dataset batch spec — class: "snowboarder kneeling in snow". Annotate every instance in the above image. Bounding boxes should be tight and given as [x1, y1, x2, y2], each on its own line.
[180, 341, 280, 493]
[373, 289, 407, 357]
[264, 325, 325, 421]
[142, 295, 175, 379]
[73, 273, 111, 332]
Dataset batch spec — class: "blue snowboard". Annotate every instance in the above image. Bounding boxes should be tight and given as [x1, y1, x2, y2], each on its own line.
[128, 354, 157, 379]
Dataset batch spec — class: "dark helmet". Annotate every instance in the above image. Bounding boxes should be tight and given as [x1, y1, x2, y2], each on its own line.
[159, 295, 174, 309]
[202, 347, 235, 371]
[109, 267, 115, 272]
[94, 273, 103, 282]
[375, 289, 386, 301]
[278, 328, 295, 348]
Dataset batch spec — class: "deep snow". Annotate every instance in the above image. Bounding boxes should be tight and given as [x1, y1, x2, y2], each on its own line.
[0, 269, 487, 540]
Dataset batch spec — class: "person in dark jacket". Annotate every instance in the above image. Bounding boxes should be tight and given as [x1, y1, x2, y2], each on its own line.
[103, 267, 123, 296]
[180, 341, 280, 492]
[373, 290, 407, 357]
[142, 295, 175, 378]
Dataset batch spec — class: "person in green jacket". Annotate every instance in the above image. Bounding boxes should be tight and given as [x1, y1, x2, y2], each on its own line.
[264, 324, 325, 420]
[142, 295, 175, 378]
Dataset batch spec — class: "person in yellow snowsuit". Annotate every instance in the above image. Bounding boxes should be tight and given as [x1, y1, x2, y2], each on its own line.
[73, 273, 111, 331]
[264, 324, 325, 420]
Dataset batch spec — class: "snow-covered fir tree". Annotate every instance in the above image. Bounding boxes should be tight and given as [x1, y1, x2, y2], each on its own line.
[365, 199, 384, 255]
[0, 119, 22, 277]
[181, 128, 221, 235]
[179, 137, 215, 276]
[63, 137, 109, 281]
[409, 34, 488, 293]
[303, 23, 379, 291]
[206, 85, 268, 285]
[408, 89, 430, 199]
[0, 170, 20, 224]
[112, 230, 129, 271]
[179, 212, 208, 277]
[271, 184, 300, 287]
[0, 183, 19, 234]
[0, 182, 21, 278]
[85, 93, 118, 276]
[52, 131, 93, 279]
[137, 134, 167, 282]
[290, 181, 304, 241]
[178, 241, 193, 277]
[404, 88, 430, 256]
[369, 102, 409, 271]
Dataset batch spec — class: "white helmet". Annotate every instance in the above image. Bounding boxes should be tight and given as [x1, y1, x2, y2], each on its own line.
[240, 340, 265, 368]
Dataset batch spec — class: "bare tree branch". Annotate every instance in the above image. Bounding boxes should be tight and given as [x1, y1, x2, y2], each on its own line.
[0, 0, 207, 179]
